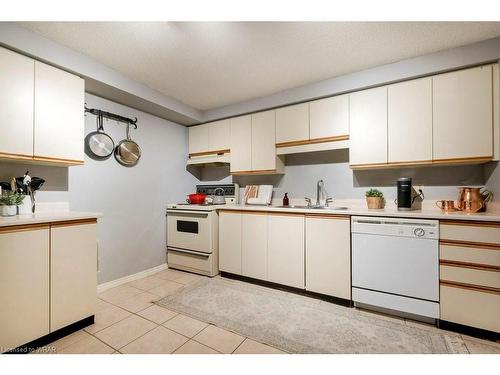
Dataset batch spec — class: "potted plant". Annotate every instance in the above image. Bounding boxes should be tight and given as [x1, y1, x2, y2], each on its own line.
[365, 188, 385, 209]
[0, 192, 25, 217]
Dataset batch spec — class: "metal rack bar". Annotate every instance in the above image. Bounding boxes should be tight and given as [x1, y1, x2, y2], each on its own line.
[84, 106, 138, 129]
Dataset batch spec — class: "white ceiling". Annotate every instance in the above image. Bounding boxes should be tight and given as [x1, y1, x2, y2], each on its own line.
[20, 22, 500, 110]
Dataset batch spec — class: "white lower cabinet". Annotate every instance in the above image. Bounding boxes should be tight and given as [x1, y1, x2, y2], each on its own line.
[0, 225, 50, 352]
[267, 214, 305, 289]
[219, 211, 242, 274]
[305, 216, 351, 299]
[242, 213, 268, 280]
[50, 221, 97, 332]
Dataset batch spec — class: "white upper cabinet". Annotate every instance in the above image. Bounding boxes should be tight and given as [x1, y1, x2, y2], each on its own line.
[34, 61, 85, 163]
[309, 94, 349, 140]
[388, 77, 432, 163]
[433, 65, 493, 161]
[349, 86, 388, 166]
[251, 110, 280, 171]
[275, 103, 309, 144]
[188, 124, 209, 154]
[208, 119, 231, 151]
[0, 47, 34, 160]
[230, 115, 252, 172]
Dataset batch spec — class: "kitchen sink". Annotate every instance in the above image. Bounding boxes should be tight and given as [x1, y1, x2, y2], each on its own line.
[275, 205, 349, 210]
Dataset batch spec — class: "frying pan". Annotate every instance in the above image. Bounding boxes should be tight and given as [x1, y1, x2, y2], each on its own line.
[85, 113, 115, 159]
[114, 123, 141, 167]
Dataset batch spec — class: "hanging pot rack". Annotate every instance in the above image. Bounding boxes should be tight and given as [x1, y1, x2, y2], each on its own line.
[84, 106, 138, 129]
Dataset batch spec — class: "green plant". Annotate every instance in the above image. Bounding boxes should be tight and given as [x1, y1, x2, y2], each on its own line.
[365, 188, 384, 198]
[0, 192, 26, 206]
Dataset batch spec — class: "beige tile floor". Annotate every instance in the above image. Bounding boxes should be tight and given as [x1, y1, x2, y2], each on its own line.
[34, 268, 500, 354]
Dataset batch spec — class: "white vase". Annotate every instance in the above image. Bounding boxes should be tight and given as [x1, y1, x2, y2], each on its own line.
[17, 196, 32, 215]
[1, 205, 17, 217]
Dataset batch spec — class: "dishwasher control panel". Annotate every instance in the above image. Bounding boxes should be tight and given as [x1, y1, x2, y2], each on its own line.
[351, 216, 439, 239]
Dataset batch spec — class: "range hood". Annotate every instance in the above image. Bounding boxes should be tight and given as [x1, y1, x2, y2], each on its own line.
[186, 152, 230, 167]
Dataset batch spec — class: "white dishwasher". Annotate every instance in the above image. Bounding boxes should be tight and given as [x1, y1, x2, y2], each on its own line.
[351, 216, 439, 319]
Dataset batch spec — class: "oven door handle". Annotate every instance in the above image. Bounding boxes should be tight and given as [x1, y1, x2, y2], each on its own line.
[168, 247, 211, 258]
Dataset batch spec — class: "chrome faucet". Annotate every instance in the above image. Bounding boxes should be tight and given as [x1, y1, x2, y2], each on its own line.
[316, 179, 327, 207]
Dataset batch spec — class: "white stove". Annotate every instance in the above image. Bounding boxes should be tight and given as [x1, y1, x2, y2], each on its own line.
[166, 184, 238, 276]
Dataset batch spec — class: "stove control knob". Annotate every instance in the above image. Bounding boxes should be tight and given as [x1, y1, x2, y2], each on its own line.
[414, 228, 425, 237]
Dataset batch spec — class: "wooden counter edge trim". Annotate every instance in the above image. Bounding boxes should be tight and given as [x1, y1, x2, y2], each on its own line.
[440, 239, 500, 250]
[218, 209, 305, 217]
[440, 280, 500, 295]
[0, 223, 50, 233]
[440, 259, 500, 272]
[276, 135, 349, 148]
[305, 213, 350, 219]
[50, 218, 98, 227]
[189, 149, 230, 157]
[440, 220, 500, 228]
[33, 155, 85, 165]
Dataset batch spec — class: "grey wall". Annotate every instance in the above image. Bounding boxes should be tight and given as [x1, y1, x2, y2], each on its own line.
[0, 93, 196, 284]
[197, 150, 500, 204]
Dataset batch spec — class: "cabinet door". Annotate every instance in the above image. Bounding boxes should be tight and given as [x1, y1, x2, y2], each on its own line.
[208, 119, 231, 152]
[188, 124, 209, 154]
[305, 216, 350, 299]
[34, 61, 85, 163]
[309, 94, 349, 140]
[349, 87, 388, 166]
[50, 221, 97, 332]
[219, 211, 242, 275]
[0, 47, 34, 160]
[267, 214, 305, 288]
[433, 65, 493, 161]
[388, 77, 432, 163]
[0, 225, 49, 351]
[242, 213, 268, 280]
[251, 110, 277, 171]
[230, 115, 252, 172]
[275, 103, 309, 144]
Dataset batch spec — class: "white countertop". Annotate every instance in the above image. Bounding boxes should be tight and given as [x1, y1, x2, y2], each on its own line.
[0, 211, 103, 227]
[216, 203, 500, 222]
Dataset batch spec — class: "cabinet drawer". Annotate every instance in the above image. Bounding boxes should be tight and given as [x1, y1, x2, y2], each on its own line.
[440, 222, 500, 245]
[440, 265, 500, 289]
[440, 244, 500, 267]
[440, 284, 500, 333]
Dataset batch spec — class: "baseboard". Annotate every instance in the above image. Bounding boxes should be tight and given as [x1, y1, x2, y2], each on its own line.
[97, 263, 168, 293]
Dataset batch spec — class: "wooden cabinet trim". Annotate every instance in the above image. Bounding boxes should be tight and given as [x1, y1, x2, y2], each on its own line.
[440, 221, 500, 228]
[231, 169, 279, 175]
[440, 280, 500, 295]
[33, 155, 84, 165]
[276, 135, 349, 148]
[0, 223, 50, 234]
[440, 259, 500, 272]
[0, 152, 33, 161]
[188, 149, 230, 157]
[440, 239, 500, 250]
[50, 218, 98, 228]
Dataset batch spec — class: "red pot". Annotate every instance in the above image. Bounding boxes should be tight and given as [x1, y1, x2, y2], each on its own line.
[186, 193, 207, 204]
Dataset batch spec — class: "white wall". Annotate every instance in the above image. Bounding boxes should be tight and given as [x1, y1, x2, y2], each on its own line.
[0, 93, 197, 283]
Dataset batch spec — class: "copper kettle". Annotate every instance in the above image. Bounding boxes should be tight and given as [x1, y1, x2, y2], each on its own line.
[456, 187, 493, 213]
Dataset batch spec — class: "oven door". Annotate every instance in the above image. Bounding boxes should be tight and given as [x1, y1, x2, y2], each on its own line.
[167, 209, 214, 254]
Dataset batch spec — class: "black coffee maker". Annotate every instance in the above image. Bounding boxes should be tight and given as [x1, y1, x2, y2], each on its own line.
[396, 177, 424, 211]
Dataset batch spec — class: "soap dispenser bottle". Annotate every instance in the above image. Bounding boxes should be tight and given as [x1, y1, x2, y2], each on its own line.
[283, 193, 289, 206]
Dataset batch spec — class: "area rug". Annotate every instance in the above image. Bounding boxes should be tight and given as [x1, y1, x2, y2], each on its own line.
[156, 277, 467, 354]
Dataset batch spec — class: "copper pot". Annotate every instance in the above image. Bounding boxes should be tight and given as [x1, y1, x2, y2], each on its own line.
[436, 200, 459, 212]
[457, 187, 493, 213]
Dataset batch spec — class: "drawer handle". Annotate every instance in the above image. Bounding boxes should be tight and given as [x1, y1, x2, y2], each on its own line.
[440, 260, 500, 272]
[440, 239, 500, 250]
